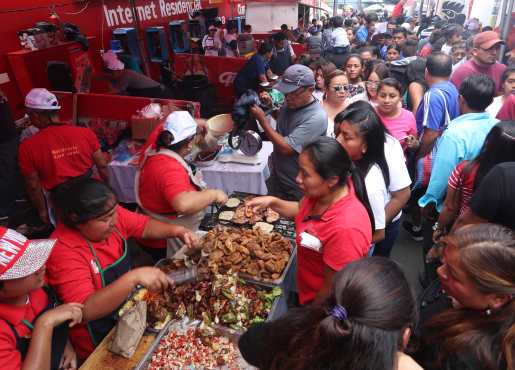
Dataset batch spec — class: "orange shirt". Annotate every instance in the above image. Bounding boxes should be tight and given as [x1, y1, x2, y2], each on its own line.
[18, 125, 100, 190]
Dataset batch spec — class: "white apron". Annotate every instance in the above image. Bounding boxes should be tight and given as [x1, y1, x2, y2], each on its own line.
[135, 148, 207, 257]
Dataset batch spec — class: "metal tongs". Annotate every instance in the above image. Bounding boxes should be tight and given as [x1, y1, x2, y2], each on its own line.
[167, 265, 198, 285]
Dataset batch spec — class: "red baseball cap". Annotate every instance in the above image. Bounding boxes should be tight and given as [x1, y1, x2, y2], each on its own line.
[0, 227, 56, 280]
[473, 31, 505, 50]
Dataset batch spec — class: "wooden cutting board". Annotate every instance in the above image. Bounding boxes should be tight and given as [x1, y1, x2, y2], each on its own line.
[79, 329, 156, 370]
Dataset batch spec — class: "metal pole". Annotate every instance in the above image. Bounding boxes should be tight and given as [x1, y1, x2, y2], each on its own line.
[333, 0, 338, 16]
[499, 0, 514, 61]
[129, 0, 151, 76]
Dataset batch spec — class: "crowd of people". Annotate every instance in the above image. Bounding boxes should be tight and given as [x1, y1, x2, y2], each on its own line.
[0, 8, 514, 370]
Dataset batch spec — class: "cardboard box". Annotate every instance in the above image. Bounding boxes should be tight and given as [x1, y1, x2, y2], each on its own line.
[130, 103, 178, 140]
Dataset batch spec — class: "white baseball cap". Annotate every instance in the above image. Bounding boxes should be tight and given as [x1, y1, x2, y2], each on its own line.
[164, 111, 198, 145]
[25, 88, 61, 110]
[102, 50, 125, 71]
[0, 227, 57, 280]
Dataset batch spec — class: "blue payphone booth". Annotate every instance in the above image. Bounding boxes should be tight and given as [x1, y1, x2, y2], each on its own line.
[145, 26, 169, 62]
[226, 17, 245, 34]
[112, 27, 142, 72]
[169, 21, 190, 53]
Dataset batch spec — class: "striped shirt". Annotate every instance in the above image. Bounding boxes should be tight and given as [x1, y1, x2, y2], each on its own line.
[448, 161, 479, 215]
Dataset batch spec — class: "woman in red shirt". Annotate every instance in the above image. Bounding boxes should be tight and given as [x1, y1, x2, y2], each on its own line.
[247, 137, 373, 305]
[136, 111, 227, 261]
[0, 227, 83, 370]
[46, 178, 198, 360]
[434, 121, 515, 240]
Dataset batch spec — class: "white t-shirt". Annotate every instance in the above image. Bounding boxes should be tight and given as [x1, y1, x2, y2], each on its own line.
[313, 90, 324, 102]
[326, 117, 334, 138]
[384, 134, 412, 222]
[486, 95, 504, 118]
[365, 164, 388, 230]
[202, 35, 221, 56]
[330, 27, 350, 48]
[441, 43, 452, 55]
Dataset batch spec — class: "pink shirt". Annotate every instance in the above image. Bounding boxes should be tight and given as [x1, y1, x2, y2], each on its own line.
[378, 108, 417, 151]
[451, 59, 506, 93]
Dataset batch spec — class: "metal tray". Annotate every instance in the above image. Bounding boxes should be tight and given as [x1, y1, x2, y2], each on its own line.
[197, 228, 296, 287]
[134, 286, 281, 370]
[237, 245, 297, 288]
[134, 318, 255, 370]
[199, 191, 296, 240]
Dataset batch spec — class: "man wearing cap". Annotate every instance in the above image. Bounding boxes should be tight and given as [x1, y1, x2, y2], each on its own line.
[451, 31, 507, 93]
[101, 50, 173, 98]
[0, 227, 83, 370]
[251, 64, 327, 200]
[18, 88, 108, 225]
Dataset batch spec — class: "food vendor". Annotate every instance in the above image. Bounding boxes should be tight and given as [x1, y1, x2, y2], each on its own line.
[135, 111, 227, 261]
[0, 227, 83, 370]
[45, 178, 198, 360]
[233, 42, 276, 97]
[247, 137, 373, 305]
[18, 88, 108, 225]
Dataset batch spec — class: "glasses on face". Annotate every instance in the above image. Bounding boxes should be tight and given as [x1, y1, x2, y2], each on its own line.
[479, 44, 501, 53]
[365, 81, 379, 87]
[331, 84, 351, 93]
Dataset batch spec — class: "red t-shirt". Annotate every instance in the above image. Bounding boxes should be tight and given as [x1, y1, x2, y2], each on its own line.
[295, 180, 372, 305]
[451, 59, 506, 93]
[18, 125, 100, 190]
[497, 94, 515, 120]
[46, 206, 149, 359]
[448, 161, 479, 215]
[0, 288, 50, 370]
[137, 153, 199, 248]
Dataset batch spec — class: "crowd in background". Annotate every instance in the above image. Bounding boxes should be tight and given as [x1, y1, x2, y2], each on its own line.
[0, 5, 514, 370]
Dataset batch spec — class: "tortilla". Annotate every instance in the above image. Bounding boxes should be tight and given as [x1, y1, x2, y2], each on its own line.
[253, 222, 274, 234]
[225, 198, 241, 208]
[219, 211, 235, 221]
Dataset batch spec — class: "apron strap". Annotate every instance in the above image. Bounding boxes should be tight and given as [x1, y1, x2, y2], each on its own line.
[84, 227, 125, 288]
[134, 147, 206, 219]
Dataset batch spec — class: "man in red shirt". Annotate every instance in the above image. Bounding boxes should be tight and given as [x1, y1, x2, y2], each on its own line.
[18, 89, 108, 225]
[0, 227, 83, 370]
[451, 31, 507, 93]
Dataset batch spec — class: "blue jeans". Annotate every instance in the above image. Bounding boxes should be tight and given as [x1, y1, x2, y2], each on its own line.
[372, 218, 401, 258]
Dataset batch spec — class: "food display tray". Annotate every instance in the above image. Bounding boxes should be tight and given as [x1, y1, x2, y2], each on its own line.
[237, 245, 297, 288]
[199, 191, 296, 240]
[134, 318, 254, 370]
[196, 229, 296, 288]
[134, 286, 282, 370]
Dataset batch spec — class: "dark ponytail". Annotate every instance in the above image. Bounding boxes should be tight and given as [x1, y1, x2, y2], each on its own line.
[303, 137, 375, 233]
[244, 257, 417, 370]
[51, 178, 116, 228]
[348, 162, 375, 233]
[155, 130, 194, 153]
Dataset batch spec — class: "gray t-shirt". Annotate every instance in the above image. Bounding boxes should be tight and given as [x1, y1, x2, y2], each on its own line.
[270, 99, 327, 199]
